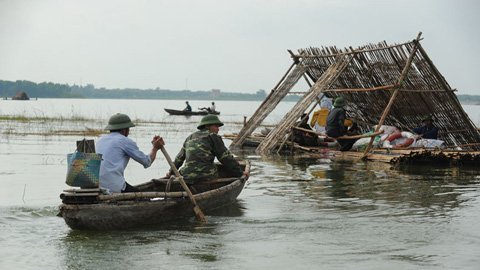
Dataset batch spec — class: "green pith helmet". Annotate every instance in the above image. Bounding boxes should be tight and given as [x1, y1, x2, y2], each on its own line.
[333, 96, 346, 107]
[197, 114, 224, 129]
[105, 113, 135, 130]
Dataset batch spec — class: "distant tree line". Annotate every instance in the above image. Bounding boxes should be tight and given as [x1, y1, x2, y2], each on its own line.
[2, 79, 476, 103]
[0, 79, 301, 101]
[456, 95, 480, 105]
[0, 80, 83, 98]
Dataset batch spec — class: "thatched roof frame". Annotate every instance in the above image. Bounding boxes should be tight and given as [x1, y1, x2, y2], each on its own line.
[231, 33, 480, 153]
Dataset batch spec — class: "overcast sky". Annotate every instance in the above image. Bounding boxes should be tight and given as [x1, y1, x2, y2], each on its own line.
[0, 0, 478, 94]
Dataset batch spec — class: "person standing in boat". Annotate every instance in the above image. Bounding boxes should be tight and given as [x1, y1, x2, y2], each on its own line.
[326, 96, 357, 151]
[183, 101, 192, 112]
[97, 113, 165, 193]
[413, 115, 438, 139]
[170, 114, 248, 184]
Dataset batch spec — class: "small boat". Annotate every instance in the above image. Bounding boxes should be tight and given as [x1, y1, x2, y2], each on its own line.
[59, 161, 249, 230]
[164, 108, 220, 116]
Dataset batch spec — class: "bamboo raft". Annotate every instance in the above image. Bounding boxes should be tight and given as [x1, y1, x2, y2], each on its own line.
[59, 161, 250, 230]
[277, 147, 480, 166]
[339, 149, 480, 166]
[228, 33, 480, 166]
[224, 133, 338, 154]
[224, 133, 480, 165]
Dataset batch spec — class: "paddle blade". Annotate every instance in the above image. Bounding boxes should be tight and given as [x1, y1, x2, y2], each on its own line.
[193, 205, 207, 222]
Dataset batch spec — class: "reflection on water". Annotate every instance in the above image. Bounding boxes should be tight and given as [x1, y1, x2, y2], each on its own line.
[288, 158, 480, 217]
[59, 202, 247, 268]
[1, 148, 479, 269]
[1, 99, 480, 269]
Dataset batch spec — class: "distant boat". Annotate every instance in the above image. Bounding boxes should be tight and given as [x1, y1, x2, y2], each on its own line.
[12, 91, 30, 100]
[164, 108, 220, 116]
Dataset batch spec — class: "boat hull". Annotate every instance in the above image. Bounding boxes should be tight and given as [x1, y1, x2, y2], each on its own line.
[59, 178, 246, 230]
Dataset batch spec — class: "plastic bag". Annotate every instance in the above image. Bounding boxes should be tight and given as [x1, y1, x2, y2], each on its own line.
[412, 139, 445, 148]
[351, 135, 382, 151]
[66, 151, 102, 188]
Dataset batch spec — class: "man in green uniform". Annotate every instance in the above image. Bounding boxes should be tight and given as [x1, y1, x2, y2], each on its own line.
[171, 114, 249, 184]
[326, 96, 357, 151]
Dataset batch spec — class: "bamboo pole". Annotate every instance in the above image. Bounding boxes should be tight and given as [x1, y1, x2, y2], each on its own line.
[291, 39, 423, 59]
[276, 133, 290, 154]
[273, 61, 297, 92]
[280, 95, 323, 154]
[63, 188, 101, 193]
[98, 191, 187, 201]
[61, 192, 100, 197]
[292, 126, 384, 140]
[416, 42, 480, 148]
[322, 84, 395, 93]
[288, 92, 309, 94]
[362, 32, 423, 158]
[257, 53, 353, 154]
[230, 62, 307, 148]
[160, 146, 207, 222]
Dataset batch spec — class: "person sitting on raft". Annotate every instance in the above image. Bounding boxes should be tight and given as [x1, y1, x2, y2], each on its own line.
[413, 115, 438, 139]
[292, 113, 321, 147]
[326, 96, 358, 151]
[311, 97, 332, 133]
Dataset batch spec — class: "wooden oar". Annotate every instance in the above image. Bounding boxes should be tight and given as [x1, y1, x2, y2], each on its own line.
[159, 146, 207, 222]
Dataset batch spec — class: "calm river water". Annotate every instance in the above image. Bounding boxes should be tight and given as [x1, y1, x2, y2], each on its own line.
[1, 99, 480, 270]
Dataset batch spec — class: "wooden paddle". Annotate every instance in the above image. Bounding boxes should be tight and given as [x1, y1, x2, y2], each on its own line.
[159, 146, 207, 222]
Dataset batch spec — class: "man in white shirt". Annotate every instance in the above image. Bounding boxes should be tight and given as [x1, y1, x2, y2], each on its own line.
[97, 113, 165, 193]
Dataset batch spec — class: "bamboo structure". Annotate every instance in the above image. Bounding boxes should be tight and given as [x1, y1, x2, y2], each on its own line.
[231, 33, 480, 155]
[362, 32, 423, 158]
[339, 149, 480, 166]
[257, 54, 353, 153]
[230, 63, 307, 148]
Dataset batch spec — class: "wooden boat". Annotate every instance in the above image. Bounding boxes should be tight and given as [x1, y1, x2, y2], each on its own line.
[164, 108, 220, 116]
[59, 161, 249, 230]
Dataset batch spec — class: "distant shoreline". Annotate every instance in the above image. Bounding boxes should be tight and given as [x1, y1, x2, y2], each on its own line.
[1, 79, 478, 103]
[1, 97, 478, 105]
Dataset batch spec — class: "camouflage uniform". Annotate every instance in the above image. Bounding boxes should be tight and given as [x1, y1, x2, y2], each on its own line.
[173, 129, 243, 184]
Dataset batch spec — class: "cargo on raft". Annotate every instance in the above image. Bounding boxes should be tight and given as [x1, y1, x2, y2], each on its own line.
[227, 32, 480, 166]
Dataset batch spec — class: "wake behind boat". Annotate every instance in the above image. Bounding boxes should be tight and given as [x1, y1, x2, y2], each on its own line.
[59, 161, 249, 230]
[164, 108, 220, 115]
